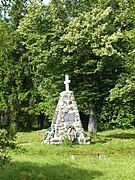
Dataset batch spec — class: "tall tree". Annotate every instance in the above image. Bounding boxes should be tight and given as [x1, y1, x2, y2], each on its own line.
[17, 1, 70, 120]
[0, 0, 40, 130]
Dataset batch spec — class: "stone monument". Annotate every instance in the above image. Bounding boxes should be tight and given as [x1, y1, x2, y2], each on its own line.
[43, 75, 86, 144]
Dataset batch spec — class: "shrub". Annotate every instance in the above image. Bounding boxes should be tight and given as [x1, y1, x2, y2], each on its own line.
[0, 123, 16, 167]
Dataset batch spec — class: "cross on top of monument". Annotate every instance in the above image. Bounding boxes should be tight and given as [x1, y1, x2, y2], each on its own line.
[64, 75, 70, 91]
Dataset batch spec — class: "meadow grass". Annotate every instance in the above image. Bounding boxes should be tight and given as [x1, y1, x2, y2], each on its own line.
[0, 129, 135, 180]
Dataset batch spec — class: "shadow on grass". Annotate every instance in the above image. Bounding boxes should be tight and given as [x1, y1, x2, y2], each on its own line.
[0, 161, 103, 180]
[106, 133, 135, 139]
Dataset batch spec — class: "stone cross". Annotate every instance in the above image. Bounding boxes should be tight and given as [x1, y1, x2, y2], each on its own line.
[64, 75, 70, 91]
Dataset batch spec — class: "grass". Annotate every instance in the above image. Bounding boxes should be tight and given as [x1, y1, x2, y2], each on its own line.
[1, 129, 135, 179]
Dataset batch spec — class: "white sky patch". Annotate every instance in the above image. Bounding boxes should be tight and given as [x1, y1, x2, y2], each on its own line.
[43, 0, 50, 4]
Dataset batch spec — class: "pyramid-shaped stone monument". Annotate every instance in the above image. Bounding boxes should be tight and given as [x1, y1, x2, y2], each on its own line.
[43, 75, 86, 144]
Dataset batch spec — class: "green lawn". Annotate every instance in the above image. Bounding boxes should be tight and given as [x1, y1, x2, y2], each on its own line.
[1, 129, 135, 180]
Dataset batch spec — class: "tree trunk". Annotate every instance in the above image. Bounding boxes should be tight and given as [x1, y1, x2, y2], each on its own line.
[88, 102, 97, 135]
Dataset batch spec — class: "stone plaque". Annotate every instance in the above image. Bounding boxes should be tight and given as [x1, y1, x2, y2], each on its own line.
[64, 112, 75, 122]
[53, 111, 58, 124]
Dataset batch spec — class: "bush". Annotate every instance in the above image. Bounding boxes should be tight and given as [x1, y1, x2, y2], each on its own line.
[62, 135, 73, 146]
[0, 124, 16, 167]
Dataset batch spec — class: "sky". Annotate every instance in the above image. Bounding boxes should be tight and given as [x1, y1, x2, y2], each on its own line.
[0, 0, 50, 5]
[43, 0, 50, 4]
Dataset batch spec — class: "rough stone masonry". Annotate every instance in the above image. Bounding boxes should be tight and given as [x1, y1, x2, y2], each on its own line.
[43, 75, 87, 144]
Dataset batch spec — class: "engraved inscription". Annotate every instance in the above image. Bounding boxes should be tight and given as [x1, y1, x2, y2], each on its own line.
[64, 113, 75, 122]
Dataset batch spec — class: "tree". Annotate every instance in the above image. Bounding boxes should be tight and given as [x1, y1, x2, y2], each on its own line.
[0, 21, 17, 128]
[0, 0, 41, 130]
[101, 0, 135, 129]
[60, 4, 133, 133]
[17, 1, 70, 121]
[108, 33, 135, 128]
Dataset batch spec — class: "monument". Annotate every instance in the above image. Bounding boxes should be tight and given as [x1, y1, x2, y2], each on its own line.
[43, 75, 86, 144]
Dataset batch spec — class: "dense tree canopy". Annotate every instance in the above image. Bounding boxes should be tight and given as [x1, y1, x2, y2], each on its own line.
[0, 0, 134, 131]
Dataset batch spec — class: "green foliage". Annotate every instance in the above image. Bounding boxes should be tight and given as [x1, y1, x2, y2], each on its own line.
[0, 124, 16, 167]
[0, 1, 48, 130]
[0, 130, 11, 167]
[62, 135, 73, 146]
